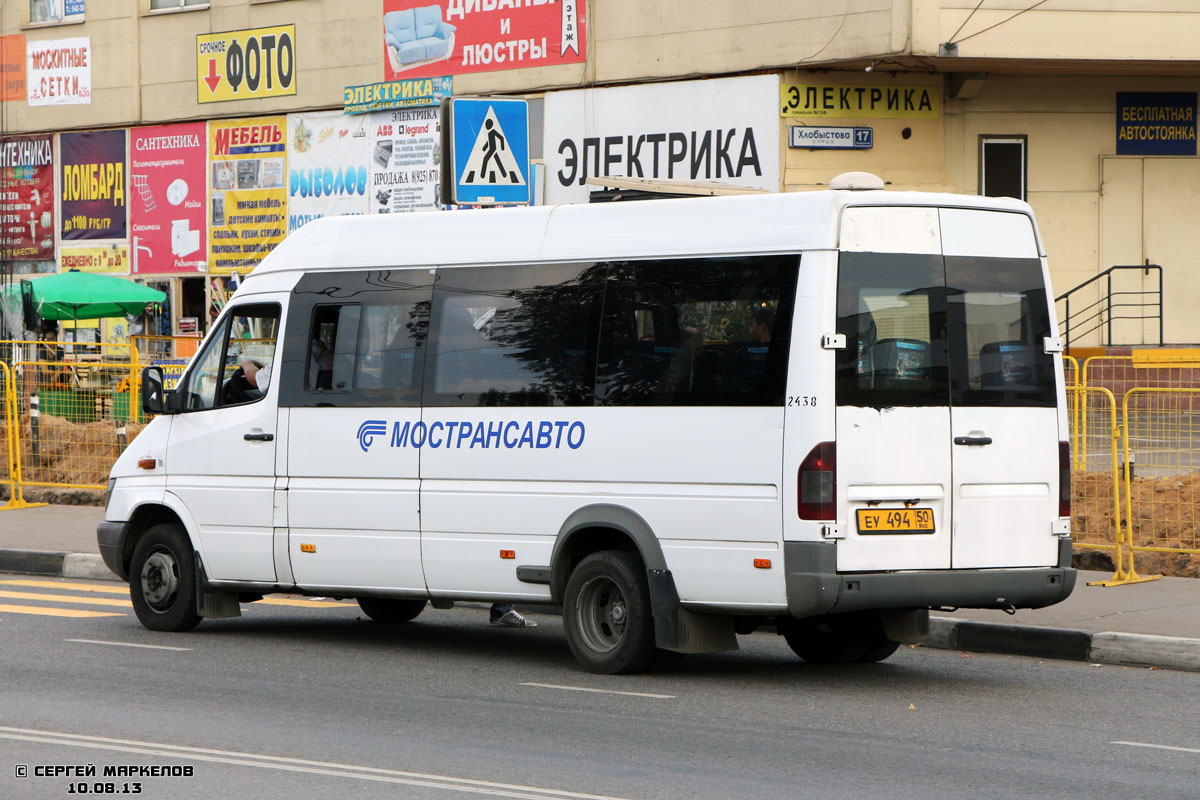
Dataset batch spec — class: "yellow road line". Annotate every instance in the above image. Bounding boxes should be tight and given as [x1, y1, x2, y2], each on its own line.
[254, 598, 355, 608]
[0, 603, 123, 618]
[0, 579, 127, 595]
[0, 590, 131, 608]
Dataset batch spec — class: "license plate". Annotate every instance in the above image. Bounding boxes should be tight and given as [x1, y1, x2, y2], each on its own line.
[856, 507, 935, 534]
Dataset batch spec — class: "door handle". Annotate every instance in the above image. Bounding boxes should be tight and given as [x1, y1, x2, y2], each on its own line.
[244, 432, 274, 442]
[954, 435, 992, 446]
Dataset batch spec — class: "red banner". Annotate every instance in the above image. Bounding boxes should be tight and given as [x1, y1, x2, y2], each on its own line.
[1, 134, 54, 262]
[130, 123, 208, 275]
[382, 0, 585, 80]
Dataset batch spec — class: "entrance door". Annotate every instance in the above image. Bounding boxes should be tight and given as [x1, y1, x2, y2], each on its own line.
[166, 300, 283, 582]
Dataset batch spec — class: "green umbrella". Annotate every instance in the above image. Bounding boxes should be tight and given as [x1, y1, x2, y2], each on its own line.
[17, 271, 166, 322]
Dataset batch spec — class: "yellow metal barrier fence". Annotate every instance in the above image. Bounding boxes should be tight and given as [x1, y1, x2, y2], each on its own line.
[1121, 387, 1200, 577]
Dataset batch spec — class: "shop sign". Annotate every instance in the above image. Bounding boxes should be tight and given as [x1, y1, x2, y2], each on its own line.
[1, 34, 26, 101]
[60, 244, 130, 275]
[382, 0, 584, 81]
[369, 106, 442, 213]
[344, 76, 451, 114]
[287, 111, 371, 232]
[789, 125, 873, 150]
[1, 134, 54, 261]
[1116, 92, 1197, 156]
[781, 82, 939, 119]
[60, 129, 126, 241]
[544, 74, 780, 206]
[197, 25, 296, 104]
[207, 117, 288, 275]
[130, 122, 208, 275]
[27, 36, 90, 106]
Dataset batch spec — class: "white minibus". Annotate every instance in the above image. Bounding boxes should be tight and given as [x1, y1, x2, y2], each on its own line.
[100, 173, 1076, 673]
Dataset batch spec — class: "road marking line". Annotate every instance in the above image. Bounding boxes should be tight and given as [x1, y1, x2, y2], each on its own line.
[253, 597, 355, 608]
[0, 589, 131, 608]
[0, 579, 127, 594]
[0, 727, 636, 800]
[1113, 741, 1200, 755]
[519, 682, 675, 699]
[0, 603, 122, 618]
[66, 639, 192, 652]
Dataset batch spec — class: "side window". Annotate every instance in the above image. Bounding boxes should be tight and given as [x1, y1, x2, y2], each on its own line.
[596, 256, 798, 406]
[178, 303, 280, 411]
[424, 263, 603, 407]
[836, 252, 949, 408]
[280, 270, 433, 408]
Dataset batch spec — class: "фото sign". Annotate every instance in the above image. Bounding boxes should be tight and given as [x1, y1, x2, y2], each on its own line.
[544, 75, 780, 206]
[197, 25, 296, 104]
[60, 130, 127, 241]
[1116, 92, 1197, 156]
[287, 110, 371, 231]
[382, 0, 585, 81]
[1, 135, 54, 262]
[130, 123, 208, 274]
[207, 117, 288, 275]
[27, 36, 90, 106]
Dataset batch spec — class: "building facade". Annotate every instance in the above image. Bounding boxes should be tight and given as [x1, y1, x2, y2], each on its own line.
[2, 1, 1198, 347]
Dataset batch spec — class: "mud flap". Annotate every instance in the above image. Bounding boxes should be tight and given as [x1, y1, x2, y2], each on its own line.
[648, 569, 737, 654]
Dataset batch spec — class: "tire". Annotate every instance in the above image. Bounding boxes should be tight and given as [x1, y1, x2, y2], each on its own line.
[563, 551, 658, 674]
[129, 523, 202, 632]
[782, 611, 886, 664]
[357, 597, 426, 623]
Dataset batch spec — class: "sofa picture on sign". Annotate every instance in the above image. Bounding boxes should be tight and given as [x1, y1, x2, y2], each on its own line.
[383, 4, 456, 75]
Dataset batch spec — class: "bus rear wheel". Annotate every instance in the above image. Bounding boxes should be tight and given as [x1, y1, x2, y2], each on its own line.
[357, 597, 426, 623]
[783, 611, 896, 664]
[564, 551, 658, 674]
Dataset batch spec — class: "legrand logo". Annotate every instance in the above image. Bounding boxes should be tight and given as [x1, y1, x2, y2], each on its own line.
[358, 419, 586, 453]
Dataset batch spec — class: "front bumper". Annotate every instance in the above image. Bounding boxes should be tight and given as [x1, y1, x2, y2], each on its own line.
[785, 539, 1076, 619]
[97, 520, 130, 581]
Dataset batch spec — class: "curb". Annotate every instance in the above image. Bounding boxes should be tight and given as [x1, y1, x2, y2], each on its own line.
[926, 616, 1200, 674]
[0, 549, 118, 582]
[2, 549, 1198, 673]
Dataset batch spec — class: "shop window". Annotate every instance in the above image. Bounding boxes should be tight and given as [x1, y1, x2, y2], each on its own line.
[979, 135, 1027, 201]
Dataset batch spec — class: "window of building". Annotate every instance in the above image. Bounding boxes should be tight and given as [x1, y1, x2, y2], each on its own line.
[979, 135, 1027, 201]
[596, 256, 798, 407]
[28, 0, 85, 25]
[149, 0, 208, 11]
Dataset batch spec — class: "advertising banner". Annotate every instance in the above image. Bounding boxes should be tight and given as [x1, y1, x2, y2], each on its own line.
[60, 245, 130, 275]
[60, 129, 126, 241]
[543, 75, 780, 206]
[287, 111, 371, 232]
[369, 106, 441, 214]
[381, 0, 584, 81]
[344, 75, 451, 115]
[1, 135, 54, 261]
[1116, 91, 1197, 156]
[27, 36, 90, 106]
[1, 34, 25, 101]
[781, 82, 941, 119]
[197, 25, 296, 104]
[130, 122, 208, 274]
[208, 117, 288, 275]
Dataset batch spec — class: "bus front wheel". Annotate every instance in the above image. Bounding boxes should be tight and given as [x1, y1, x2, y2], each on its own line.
[564, 551, 658, 674]
[129, 523, 202, 633]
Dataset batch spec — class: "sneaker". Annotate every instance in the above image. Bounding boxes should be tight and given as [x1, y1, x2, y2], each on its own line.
[490, 609, 537, 627]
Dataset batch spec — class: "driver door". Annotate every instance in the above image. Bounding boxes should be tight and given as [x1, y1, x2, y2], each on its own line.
[165, 299, 283, 582]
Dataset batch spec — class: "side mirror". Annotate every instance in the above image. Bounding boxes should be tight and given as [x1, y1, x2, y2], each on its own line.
[141, 366, 177, 415]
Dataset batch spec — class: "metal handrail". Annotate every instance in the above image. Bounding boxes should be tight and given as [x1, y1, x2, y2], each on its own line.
[1056, 262, 1162, 351]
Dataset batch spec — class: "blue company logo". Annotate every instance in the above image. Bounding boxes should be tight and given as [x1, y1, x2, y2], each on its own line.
[356, 419, 586, 452]
[357, 420, 389, 452]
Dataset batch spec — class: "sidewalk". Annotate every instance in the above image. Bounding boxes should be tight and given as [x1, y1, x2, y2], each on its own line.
[0, 504, 1197, 672]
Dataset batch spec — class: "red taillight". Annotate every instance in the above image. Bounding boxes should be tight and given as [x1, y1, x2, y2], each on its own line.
[798, 441, 836, 520]
[1059, 441, 1071, 518]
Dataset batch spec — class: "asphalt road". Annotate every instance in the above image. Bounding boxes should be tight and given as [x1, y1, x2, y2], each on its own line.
[1, 574, 1198, 800]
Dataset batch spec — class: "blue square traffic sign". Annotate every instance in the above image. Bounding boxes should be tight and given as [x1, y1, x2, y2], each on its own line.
[448, 97, 531, 205]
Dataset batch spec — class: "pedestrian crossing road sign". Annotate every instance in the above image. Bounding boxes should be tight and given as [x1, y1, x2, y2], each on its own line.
[447, 97, 531, 206]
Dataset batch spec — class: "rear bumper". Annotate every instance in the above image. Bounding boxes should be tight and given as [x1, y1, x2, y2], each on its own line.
[785, 539, 1076, 619]
[97, 520, 129, 582]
